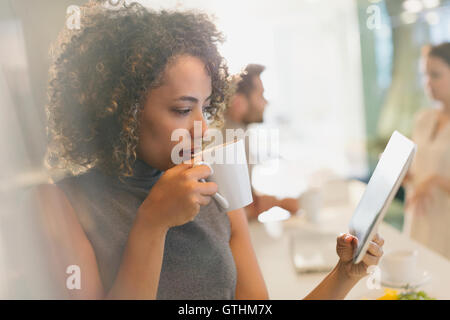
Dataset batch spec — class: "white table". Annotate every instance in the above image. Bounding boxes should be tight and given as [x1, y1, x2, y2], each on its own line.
[248, 203, 450, 300]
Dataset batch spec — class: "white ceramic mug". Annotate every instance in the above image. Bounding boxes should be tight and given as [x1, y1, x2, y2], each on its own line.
[381, 249, 418, 284]
[298, 188, 323, 223]
[191, 139, 253, 211]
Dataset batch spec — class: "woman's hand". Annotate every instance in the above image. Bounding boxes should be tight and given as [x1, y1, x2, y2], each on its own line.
[253, 195, 300, 216]
[336, 233, 384, 280]
[405, 175, 440, 214]
[137, 162, 218, 230]
[304, 233, 385, 299]
[279, 198, 300, 214]
[403, 171, 413, 186]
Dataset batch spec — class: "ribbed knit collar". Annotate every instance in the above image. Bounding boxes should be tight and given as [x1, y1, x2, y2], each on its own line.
[119, 158, 163, 191]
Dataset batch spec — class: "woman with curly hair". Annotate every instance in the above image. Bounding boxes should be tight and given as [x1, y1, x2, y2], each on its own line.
[33, 1, 383, 299]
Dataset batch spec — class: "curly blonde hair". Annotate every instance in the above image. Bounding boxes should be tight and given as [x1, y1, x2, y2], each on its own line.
[46, 1, 230, 177]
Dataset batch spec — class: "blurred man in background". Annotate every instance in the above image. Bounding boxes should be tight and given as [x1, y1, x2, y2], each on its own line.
[223, 64, 299, 220]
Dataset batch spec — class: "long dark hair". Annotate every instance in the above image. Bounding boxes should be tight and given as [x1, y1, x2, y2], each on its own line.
[429, 42, 450, 66]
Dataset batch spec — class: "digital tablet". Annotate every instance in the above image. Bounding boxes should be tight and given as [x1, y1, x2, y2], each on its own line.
[348, 131, 417, 264]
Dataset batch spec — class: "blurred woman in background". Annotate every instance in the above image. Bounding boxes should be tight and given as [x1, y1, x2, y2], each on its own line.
[404, 43, 450, 260]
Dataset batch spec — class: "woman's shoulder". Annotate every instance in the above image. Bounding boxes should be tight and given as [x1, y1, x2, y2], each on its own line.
[31, 182, 76, 214]
[413, 107, 438, 127]
[28, 182, 101, 299]
[54, 167, 114, 197]
[38, 169, 106, 216]
[32, 173, 102, 241]
[55, 168, 102, 186]
[30, 183, 86, 240]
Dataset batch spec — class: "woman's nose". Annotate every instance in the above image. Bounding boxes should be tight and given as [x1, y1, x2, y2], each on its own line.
[190, 108, 208, 139]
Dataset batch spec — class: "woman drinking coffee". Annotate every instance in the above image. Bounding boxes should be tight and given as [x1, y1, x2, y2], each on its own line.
[33, 0, 384, 299]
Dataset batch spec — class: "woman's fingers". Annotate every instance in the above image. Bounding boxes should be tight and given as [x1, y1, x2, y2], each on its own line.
[367, 241, 383, 257]
[372, 233, 384, 247]
[196, 181, 219, 196]
[337, 233, 355, 246]
[197, 194, 212, 206]
[362, 252, 380, 267]
[362, 237, 384, 267]
[186, 164, 213, 180]
[336, 233, 357, 262]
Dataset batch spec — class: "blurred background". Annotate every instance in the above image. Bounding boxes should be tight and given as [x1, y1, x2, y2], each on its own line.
[0, 0, 449, 298]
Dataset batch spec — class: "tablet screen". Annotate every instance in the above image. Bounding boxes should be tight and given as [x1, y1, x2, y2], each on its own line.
[349, 131, 416, 263]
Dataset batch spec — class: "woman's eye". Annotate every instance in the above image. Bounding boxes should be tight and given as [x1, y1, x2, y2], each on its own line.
[174, 108, 191, 115]
[172, 106, 215, 119]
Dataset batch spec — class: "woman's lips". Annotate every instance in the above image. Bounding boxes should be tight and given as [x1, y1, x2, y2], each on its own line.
[179, 149, 201, 159]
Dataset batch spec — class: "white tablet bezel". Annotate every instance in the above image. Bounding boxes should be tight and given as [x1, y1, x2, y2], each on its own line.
[349, 131, 417, 264]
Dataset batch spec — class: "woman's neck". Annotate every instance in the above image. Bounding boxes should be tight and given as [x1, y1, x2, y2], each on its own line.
[441, 101, 450, 117]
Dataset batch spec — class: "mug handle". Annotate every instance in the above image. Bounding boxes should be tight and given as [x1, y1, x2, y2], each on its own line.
[193, 161, 230, 209]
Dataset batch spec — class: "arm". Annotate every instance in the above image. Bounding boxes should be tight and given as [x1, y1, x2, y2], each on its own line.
[436, 175, 450, 195]
[227, 208, 269, 299]
[106, 211, 168, 299]
[406, 174, 450, 210]
[33, 164, 218, 299]
[227, 208, 383, 300]
[228, 206, 353, 300]
[244, 193, 277, 220]
[33, 163, 217, 299]
[303, 262, 359, 300]
[245, 192, 299, 220]
[33, 184, 168, 300]
[305, 234, 384, 300]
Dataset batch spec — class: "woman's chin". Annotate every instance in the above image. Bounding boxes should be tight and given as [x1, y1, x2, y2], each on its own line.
[177, 150, 195, 163]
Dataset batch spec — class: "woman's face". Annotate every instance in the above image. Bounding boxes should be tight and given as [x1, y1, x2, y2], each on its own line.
[425, 56, 450, 104]
[137, 55, 213, 171]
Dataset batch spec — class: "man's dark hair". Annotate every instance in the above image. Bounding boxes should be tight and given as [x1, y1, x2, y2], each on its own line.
[235, 64, 266, 96]
[429, 42, 450, 66]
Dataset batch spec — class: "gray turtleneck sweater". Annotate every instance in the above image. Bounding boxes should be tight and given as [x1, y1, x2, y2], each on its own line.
[55, 159, 237, 299]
